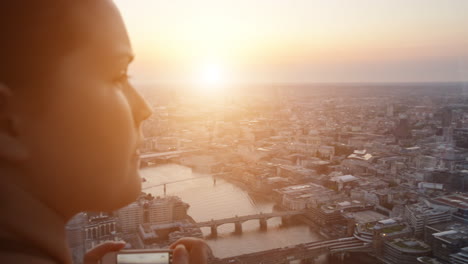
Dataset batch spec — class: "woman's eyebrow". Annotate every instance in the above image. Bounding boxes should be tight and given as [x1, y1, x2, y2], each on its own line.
[104, 50, 134, 65]
[97, 52, 134, 68]
[104, 54, 134, 71]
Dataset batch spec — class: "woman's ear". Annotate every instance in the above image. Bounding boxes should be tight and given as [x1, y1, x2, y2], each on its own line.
[0, 83, 29, 162]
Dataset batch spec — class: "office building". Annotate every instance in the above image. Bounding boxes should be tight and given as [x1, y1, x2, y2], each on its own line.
[404, 200, 453, 236]
[117, 194, 189, 233]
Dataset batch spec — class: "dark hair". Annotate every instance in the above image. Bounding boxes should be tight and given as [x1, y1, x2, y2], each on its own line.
[0, 1, 84, 91]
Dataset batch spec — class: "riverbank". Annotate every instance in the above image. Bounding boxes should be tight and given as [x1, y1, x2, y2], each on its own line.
[216, 173, 278, 201]
[140, 164, 337, 260]
[215, 171, 336, 242]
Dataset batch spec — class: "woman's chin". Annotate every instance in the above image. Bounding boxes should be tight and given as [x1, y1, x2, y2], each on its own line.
[114, 169, 142, 208]
[89, 169, 142, 212]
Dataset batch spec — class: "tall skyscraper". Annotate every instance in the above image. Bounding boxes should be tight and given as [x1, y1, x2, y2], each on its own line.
[441, 108, 453, 128]
[441, 108, 454, 143]
[387, 104, 394, 117]
[394, 114, 412, 142]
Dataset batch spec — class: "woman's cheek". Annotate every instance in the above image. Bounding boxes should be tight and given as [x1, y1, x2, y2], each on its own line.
[62, 86, 134, 170]
[104, 90, 136, 160]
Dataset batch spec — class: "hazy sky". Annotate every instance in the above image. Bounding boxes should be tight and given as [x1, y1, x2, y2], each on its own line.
[114, 0, 468, 84]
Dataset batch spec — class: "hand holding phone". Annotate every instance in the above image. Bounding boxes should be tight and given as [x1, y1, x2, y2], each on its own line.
[101, 238, 212, 264]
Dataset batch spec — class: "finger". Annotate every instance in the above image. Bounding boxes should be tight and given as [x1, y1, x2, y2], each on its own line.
[170, 238, 211, 263]
[169, 238, 206, 251]
[83, 241, 126, 264]
[172, 244, 189, 264]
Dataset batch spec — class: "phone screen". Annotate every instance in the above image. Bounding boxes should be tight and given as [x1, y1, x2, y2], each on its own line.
[116, 252, 170, 264]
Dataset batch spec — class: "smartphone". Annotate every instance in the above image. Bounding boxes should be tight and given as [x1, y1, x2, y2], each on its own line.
[101, 249, 173, 264]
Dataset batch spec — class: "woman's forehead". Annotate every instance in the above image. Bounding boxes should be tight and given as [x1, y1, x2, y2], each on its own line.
[72, 0, 133, 60]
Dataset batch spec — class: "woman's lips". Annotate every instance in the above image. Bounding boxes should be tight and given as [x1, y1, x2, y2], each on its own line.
[132, 149, 141, 163]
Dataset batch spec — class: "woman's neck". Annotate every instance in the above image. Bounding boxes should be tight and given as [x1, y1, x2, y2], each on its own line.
[0, 179, 72, 264]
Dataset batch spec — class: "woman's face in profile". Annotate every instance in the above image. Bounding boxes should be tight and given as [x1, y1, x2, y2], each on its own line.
[20, 0, 152, 215]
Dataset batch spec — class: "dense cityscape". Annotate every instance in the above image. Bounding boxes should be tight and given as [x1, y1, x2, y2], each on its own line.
[67, 83, 468, 264]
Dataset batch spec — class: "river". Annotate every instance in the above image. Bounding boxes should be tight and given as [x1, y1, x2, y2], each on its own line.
[140, 164, 326, 260]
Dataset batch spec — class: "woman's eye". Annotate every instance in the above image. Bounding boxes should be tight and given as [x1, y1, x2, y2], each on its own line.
[113, 72, 131, 88]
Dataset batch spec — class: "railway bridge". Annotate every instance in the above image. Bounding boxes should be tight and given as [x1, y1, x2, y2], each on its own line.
[211, 237, 371, 264]
[194, 211, 305, 237]
[140, 149, 200, 162]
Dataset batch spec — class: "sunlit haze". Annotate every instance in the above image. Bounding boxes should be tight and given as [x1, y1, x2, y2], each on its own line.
[114, 0, 468, 85]
[52, 1, 468, 262]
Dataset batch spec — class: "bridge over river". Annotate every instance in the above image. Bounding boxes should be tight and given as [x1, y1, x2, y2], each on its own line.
[193, 211, 305, 236]
[140, 149, 199, 162]
[211, 237, 371, 264]
[191, 213, 371, 263]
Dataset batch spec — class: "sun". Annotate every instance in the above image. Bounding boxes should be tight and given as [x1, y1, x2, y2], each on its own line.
[195, 62, 230, 92]
[201, 63, 224, 85]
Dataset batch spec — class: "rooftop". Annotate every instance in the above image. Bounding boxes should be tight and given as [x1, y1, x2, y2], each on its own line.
[379, 224, 407, 234]
[321, 198, 370, 213]
[343, 210, 387, 224]
[417, 256, 442, 264]
[406, 200, 452, 216]
[428, 220, 468, 233]
[387, 238, 431, 253]
[330, 174, 358, 183]
[276, 183, 336, 200]
[432, 225, 468, 244]
[432, 194, 468, 209]
[348, 153, 373, 161]
[379, 219, 397, 225]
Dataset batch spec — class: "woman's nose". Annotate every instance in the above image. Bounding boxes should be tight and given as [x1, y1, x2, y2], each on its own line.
[130, 85, 153, 125]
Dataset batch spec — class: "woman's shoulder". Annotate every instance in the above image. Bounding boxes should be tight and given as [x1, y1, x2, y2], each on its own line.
[0, 239, 59, 264]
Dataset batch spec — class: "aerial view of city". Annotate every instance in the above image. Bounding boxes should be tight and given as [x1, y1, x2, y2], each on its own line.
[66, 82, 468, 264]
[56, 1, 468, 264]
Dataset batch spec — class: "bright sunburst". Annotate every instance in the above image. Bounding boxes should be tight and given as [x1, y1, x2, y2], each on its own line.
[201, 63, 224, 85]
[195, 62, 230, 94]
